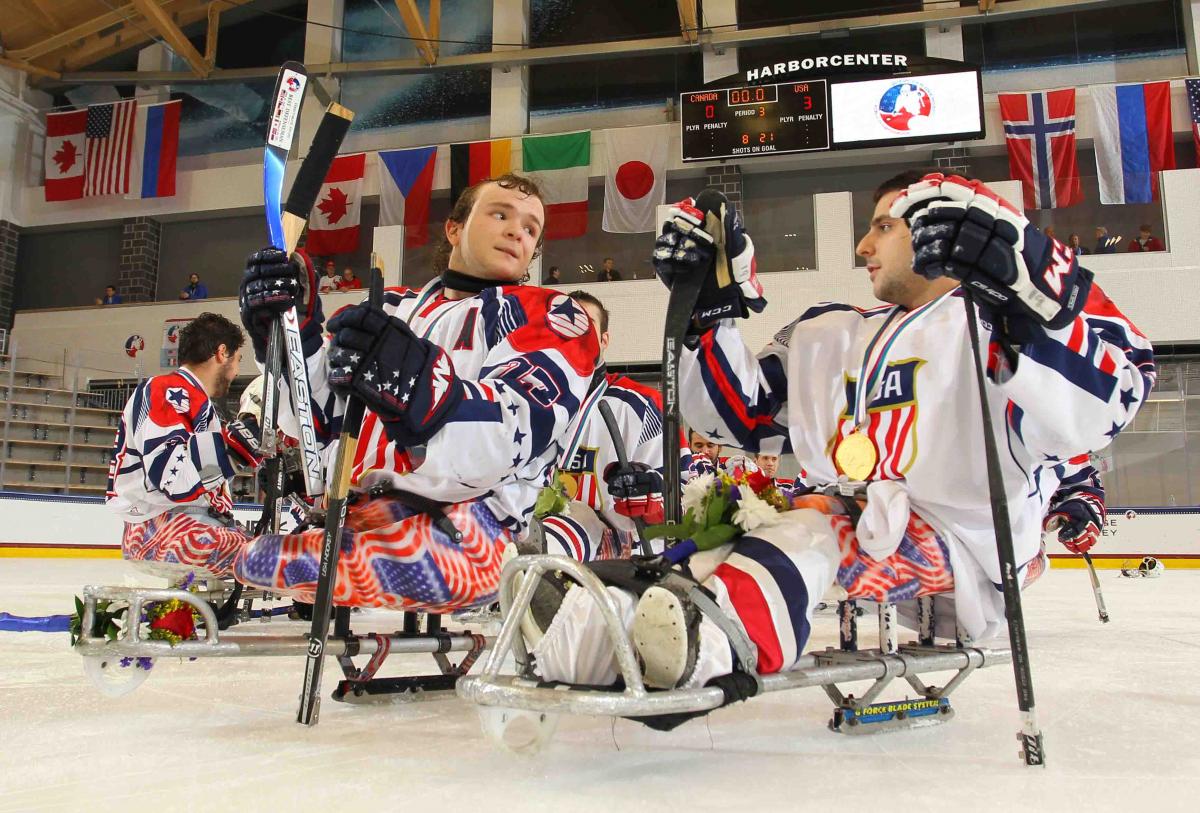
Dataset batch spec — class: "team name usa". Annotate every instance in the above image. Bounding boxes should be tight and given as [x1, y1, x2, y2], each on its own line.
[745, 53, 909, 82]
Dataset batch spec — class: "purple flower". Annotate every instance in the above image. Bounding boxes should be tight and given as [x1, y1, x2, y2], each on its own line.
[136, 657, 154, 671]
[729, 484, 742, 504]
[119, 657, 133, 668]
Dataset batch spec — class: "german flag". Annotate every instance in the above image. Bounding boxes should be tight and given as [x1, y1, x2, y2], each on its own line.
[449, 138, 512, 205]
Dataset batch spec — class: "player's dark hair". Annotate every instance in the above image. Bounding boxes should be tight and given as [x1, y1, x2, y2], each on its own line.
[873, 168, 976, 202]
[178, 312, 244, 366]
[568, 290, 609, 333]
[433, 173, 546, 275]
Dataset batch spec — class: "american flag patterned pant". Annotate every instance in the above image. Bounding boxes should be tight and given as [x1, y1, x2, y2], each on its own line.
[540, 501, 628, 562]
[233, 495, 511, 611]
[122, 513, 251, 579]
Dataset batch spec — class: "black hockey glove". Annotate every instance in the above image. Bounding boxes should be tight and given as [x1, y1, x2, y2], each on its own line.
[238, 247, 324, 363]
[889, 174, 1092, 343]
[326, 304, 464, 447]
[652, 192, 766, 332]
[222, 416, 263, 473]
[603, 461, 665, 523]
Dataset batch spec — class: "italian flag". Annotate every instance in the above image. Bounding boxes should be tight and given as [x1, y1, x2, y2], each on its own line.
[522, 131, 590, 240]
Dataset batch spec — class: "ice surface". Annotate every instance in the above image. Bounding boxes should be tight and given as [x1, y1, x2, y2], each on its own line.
[1, 559, 1198, 812]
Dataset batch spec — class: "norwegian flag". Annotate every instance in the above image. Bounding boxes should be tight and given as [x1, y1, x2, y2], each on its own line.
[84, 100, 137, 197]
[998, 89, 1083, 210]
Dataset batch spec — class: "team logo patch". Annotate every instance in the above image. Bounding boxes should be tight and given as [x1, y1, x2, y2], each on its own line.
[545, 295, 591, 339]
[165, 324, 181, 345]
[124, 334, 145, 358]
[876, 81, 932, 133]
[165, 387, 190, 413]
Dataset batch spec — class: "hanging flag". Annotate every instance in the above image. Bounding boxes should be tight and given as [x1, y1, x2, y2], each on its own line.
[603, 124, 671, 232]
[1186, 78, 1200, 165]
[449, 138, 511, 204]
[44, 109, 87, 202]
[128, 99, 181, 199]
[84, 99, 137, 197]
[1092, 81, 1176, 204]
[522, 131, 590, 240]
[305, 152, 366, 256]
[998, 89, 1082, 210]
[378, 146, 437, 247]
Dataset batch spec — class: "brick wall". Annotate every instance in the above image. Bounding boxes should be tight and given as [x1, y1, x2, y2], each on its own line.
[0, 220, 19, 335]
[118, 216, 161, 302]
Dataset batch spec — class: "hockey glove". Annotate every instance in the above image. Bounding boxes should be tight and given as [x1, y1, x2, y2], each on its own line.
[653, 193, 765, 331]
[603, 461, 665, 524]
[238, 247, 324, 363]
[688, 453, 719, 478]
[889, 174, 1092, 338]
[1043, 489, 1104, 554]
[223, 416, 263, 473]
[327, 304, 464, 447]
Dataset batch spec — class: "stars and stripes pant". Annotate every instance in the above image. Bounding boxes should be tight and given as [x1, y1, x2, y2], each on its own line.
[540, 501, 629, 562]
[233, 494, 511, 611]
[122, 512, 251, 579]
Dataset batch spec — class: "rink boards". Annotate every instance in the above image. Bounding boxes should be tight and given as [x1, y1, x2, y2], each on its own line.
[0, 490, 1196, 567]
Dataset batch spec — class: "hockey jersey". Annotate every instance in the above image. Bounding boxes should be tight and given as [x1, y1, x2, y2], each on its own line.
[680, 284, 1154, 639]
[107, 367, 236, 522]
[288, 279, 599, 537]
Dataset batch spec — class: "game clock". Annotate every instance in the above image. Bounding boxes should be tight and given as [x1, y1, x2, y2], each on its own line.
[680, 81, 830, 162]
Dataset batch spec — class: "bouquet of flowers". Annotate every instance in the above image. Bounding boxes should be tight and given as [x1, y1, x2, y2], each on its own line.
[644, 460, 790, 559]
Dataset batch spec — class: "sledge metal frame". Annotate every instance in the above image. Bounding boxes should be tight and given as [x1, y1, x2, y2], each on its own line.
[75, 585, 491, 695]
[457, 555, 1011, 728]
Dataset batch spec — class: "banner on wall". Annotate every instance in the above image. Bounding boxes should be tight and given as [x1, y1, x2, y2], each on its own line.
[1092, 81, 1176, 204]
[128, 99, 181, 200]
[378, 147, 437, 247]
[998, 89, 1082, 210]
[84, 100, 137, 198]
[450, 138, 511, 206]
[522, 131, 590, 240]
[161, 318, 191, 368]
[305, 152, 366, 256]
[603, 124, 670, 233]
[44, 110, 87, 202]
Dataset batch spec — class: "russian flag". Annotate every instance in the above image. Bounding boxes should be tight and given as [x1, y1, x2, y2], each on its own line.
[377, 147, 437, 247]
[1091, 81, 1176, 204]
[127, 99, 181, 199]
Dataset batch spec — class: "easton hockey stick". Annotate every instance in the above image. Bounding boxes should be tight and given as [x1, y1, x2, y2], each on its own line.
[660, 188, 732, 534]
[297, 265, 382, 726]
[961, 291, 1046, 766]
[597, 399, 652, 556]
[1082, 552, 1110, 623]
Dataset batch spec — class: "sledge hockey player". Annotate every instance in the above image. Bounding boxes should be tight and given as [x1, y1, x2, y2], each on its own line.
[1043, 454, 1106, 556]
[540, 291, 689, 561]
[521, 171, 1154, 696]
[107, 313, 263, 578]
[232, 174, 599, 611]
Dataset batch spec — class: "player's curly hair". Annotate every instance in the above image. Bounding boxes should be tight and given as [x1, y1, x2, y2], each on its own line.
[432, 173, 546, 277]
[178, 312, 244, 365]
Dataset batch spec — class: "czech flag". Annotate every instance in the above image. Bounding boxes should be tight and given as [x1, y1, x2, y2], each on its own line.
[128, 99, 181, 199]
[378, 147, 437, 247]
[449, 138, 511, 205]
[1091, 81, 1176, 204]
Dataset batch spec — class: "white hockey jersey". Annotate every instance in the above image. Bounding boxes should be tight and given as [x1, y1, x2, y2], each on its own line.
[680, 284, 1154, 639]
[289, 279, 599, 537]
[106, 367, 236, 522]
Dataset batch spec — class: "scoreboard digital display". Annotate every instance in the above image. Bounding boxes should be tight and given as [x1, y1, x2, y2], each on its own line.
[680, 81, 830, 162]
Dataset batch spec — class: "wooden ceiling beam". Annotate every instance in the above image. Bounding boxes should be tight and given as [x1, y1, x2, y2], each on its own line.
[23, 0, 65, 33]
[11, 1, 152, 62]
[204, 1, 221, 67]
[677, 0, 699, 43]
[429, 0, 441, 62]
[0, 52, 62, 80]
[392, 0, 438, 66]
[130, 0, 210, 77]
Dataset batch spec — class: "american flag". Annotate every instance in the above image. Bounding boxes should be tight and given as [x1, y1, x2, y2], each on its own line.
[1187, 78, 1200, 166]
[84, 100, 136, 197]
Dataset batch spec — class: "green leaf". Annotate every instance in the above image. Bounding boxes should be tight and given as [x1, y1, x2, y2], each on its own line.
[704, 492, 729, 529]
[692, 523, 740, 551]
[74, 596, 84, 616]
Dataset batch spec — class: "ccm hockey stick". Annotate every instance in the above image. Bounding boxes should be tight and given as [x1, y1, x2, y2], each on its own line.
[961, 291, 1045, 766]
[660, 188, 732, 535]
[597, 399, 652, 556]
[297, 265, 382, 726]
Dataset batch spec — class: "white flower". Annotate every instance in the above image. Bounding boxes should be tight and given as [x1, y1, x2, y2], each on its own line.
[732, 489, 781, 533]
[681, 473, 715, 518]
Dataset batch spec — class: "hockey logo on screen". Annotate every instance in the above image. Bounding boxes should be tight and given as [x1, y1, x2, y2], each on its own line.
[876, 81, 932, 133]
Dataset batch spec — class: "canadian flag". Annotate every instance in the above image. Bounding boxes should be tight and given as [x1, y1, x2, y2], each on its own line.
[602, 124, 671, 233]
[45, 110, 87, 202]
[305, 152, 366, 256]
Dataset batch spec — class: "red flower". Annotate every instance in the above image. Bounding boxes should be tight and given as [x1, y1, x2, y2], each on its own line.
[744, 469, 772, 495]
[149, 606, 195, 641]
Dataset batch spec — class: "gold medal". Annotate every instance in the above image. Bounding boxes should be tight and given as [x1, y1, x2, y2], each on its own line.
[834, 432, 878, 481]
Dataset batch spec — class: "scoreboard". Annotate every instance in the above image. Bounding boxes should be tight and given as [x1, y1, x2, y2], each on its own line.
[680, 81, 830, 161]
[679, 69, 984, 162]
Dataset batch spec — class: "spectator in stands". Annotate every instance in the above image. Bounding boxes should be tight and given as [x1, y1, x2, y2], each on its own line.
[1043, 226, 1056, 241]
[100, 285, 122, 305]
[599, 257, 623, 282]
[1094, 226, 1120, 254]
[544, 265, 562, 285]
[1128, 224, 1165, 253]
[1068, 233, 1088, 255]
[180, 273, 209, 301]
[340, 267, 364, 290]
[318, 261, 341, 293]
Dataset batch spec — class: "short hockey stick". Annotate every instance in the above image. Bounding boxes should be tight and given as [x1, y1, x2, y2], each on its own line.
[1082, 552, 1110, 623]
[297, 266, 382, 726]
[597, 399, 652, 556]
[961, 290, 1045, 767]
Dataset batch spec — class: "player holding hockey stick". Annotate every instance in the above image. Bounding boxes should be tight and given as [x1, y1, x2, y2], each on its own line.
[521, 171, 1153, 699]
[232, 174, 599, 611]
[108, 314, 263, 578]
[541, 291, 692, 562]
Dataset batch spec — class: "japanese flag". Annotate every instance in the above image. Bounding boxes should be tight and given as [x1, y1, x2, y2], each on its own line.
[602, 124, 670, 233]
[305, 152, 366, 256]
